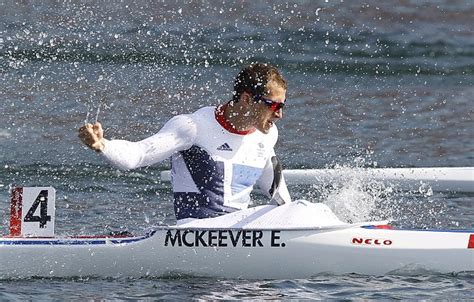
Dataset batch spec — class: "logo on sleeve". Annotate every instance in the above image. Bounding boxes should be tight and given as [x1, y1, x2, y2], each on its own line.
[217, 143, 233, 151]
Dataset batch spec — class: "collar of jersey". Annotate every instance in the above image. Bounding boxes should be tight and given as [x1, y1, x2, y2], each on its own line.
[215, 104, 256, 135]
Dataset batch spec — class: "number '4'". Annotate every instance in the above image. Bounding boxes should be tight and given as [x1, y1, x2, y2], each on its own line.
[24, 190, 51, 228]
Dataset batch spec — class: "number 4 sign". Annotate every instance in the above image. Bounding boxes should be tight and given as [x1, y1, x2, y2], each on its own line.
[10, 187, 56, 237]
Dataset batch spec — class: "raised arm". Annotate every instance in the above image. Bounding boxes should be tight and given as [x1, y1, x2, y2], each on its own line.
[78, 115, 197, 170]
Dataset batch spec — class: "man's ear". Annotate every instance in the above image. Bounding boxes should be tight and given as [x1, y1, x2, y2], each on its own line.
[241, 91, 252, 106]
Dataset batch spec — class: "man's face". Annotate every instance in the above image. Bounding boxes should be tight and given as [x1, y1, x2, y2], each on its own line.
[249, 81, 286, 134]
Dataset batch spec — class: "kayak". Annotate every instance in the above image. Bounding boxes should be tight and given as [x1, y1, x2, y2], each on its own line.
[1, 195, 473, 279]
[0, 222, 472, 279]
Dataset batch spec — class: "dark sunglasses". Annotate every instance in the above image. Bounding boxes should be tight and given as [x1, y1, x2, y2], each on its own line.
[253, 95, 285, 112]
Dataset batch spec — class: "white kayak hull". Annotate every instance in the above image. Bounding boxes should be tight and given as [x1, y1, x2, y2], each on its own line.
[284, 167, 474, 193]
[1, 225, 472, 279]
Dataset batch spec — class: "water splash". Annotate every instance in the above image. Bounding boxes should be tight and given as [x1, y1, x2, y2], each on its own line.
[319, 163, 396, 223]
[293, 154, 449, 228]
[305, 162, 451, 229]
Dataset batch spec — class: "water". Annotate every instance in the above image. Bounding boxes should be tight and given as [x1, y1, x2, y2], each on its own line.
[0, 0, 473, 299]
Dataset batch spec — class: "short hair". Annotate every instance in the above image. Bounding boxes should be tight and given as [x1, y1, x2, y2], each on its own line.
[232, 63, 287, 102]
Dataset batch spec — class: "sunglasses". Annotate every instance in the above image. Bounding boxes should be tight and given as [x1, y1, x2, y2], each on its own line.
[253, 95, 285, 112]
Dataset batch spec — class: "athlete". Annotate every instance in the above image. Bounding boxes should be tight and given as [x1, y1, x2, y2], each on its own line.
[78, 63, 292, 222]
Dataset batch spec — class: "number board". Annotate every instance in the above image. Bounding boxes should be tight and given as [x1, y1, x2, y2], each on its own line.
[10, 187, 56, 237]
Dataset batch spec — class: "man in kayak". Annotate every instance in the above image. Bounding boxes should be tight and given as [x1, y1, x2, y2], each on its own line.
[78, 63, 291, 222]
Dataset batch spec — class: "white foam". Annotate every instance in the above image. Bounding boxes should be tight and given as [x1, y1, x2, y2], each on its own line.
[316, 164, 397, 223]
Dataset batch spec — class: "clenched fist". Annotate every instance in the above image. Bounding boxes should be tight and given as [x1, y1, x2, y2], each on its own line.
[78, 122, 105, 152]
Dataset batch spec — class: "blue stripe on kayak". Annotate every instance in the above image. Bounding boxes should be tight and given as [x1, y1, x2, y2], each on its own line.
[361, 225, 474, 233]
[0, 230, 156, 246]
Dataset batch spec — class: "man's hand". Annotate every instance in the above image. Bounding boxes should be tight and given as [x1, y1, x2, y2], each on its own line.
[78, 122, 105, 152]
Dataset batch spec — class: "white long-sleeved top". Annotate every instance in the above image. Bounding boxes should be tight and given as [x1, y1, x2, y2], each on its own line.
[102, 105, 291, 220]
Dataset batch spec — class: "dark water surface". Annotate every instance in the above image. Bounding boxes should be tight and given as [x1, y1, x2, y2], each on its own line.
[0, 0, 473, 300]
